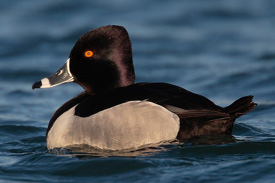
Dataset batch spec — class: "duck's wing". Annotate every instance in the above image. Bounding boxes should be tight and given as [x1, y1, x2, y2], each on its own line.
[74, 82, 226, 118]
[163, 105, 229, 118]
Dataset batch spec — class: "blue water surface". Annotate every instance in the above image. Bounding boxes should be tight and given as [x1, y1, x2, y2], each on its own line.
[0, 0, 275, 182]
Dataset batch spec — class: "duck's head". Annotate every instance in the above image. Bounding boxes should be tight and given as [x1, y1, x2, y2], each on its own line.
[32, 25, 135, 94]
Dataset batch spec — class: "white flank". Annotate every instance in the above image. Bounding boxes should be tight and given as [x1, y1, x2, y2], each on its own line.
[47, 101, 180, 151]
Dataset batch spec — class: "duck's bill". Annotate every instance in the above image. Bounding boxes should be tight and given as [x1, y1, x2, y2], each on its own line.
[32, 58, 74, 89]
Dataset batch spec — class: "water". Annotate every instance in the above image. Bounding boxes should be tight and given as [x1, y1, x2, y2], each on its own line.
[0, 0, 275, 182]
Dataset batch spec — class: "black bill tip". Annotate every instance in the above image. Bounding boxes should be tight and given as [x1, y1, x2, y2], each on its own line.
[32, 81, 42, 90]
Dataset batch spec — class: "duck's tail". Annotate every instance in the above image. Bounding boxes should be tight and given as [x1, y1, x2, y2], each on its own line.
[224, 95, 257, 118]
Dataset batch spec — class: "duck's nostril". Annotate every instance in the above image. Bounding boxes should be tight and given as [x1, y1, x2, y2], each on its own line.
[55, 70, 63, 76]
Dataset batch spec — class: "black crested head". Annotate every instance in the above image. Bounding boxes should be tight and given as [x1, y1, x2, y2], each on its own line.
[69, 25, 135, 94]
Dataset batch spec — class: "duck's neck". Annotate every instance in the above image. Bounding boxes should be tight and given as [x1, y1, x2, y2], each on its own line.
[80, 70, 135, 96]
[81, 82, 131, 96]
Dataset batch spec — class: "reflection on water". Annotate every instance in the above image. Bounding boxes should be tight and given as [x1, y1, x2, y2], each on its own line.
[49, 135, 238, 158]
[183, 134, 237, 146]
[50, 141, 179, 157]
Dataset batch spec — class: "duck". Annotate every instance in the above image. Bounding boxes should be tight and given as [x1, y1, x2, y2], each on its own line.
[32, 25, 257, 151]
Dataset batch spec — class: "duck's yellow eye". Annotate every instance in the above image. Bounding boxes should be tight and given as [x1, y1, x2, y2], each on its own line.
[84, 50, 93, 58]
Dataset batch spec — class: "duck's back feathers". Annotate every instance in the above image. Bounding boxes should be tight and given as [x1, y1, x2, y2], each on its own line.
[74, 82, 224, 118]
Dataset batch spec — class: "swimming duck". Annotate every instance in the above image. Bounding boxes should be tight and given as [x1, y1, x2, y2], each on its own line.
[32, 25, 256, 151]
